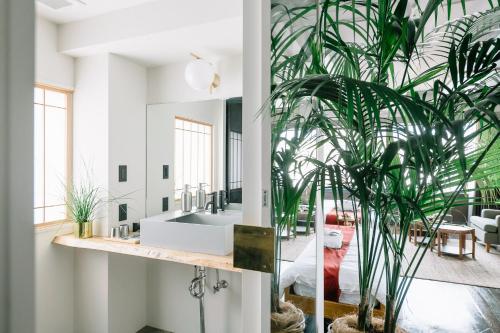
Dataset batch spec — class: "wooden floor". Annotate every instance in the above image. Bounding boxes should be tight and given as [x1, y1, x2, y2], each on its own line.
[398, 279, 500, 333]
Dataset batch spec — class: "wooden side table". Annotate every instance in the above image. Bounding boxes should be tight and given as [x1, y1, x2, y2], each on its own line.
[409, 220, 437, 246]
[436, 225, 476, 259]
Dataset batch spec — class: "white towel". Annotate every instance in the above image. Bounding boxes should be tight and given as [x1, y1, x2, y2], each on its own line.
[324, 229, 343, 249]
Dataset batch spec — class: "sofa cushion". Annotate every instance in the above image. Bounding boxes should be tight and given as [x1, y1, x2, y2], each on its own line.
[482, 209, 500, 220]
[470, 216, 498, 233]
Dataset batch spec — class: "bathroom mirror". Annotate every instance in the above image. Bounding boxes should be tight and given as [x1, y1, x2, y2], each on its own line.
[146, 98, 243, 217]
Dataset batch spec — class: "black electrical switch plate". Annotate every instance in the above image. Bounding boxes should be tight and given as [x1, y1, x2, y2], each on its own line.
[162, 197, 169, 212]
[119, 204, 127, 221]
[162, 165, 169, 179]
[119, 165, 127, 182]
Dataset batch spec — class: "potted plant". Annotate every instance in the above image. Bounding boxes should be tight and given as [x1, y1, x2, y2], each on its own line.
[269, 0, 500, 332]
[67, 180, 100, 239]
[271, 118, 317, 332]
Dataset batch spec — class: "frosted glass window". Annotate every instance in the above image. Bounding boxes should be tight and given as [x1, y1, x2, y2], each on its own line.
[34, 86, 72, 224]
[174, 117, 212, 199]
[45, 89, 67, 108]
[228, 131, 242, 190]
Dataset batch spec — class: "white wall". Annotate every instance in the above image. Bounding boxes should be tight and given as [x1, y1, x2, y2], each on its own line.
[147, 261, 241, 333]
[72, 54, 149, 333]
[107, 55, 148, 333]
[242, 1, 272, 332]
[73, 54, 110, 236]
[36, 16, 74, 89]
[146, 100, 224, 216]
[74, 249, 109, 333]
[147, 55, 242, 104]
[108, 54, 147, 229]
[35, 226, 75, 333]
[0, 0, 35, 331]
[108, 254, 147, 333]
[34, 15, 76, 333]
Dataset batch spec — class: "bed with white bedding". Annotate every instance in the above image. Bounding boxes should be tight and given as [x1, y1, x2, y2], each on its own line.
[280, 224, 386, 319]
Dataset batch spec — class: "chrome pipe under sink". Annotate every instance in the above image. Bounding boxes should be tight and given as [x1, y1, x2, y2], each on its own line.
[189, 266, 206, 333]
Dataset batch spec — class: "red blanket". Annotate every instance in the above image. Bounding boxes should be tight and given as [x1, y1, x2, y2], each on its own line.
[324, 225, 355, 301]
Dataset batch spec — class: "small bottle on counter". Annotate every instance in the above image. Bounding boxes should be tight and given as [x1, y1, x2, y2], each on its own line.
[195, 183, 206, 210]
[181, 184, 193, 212]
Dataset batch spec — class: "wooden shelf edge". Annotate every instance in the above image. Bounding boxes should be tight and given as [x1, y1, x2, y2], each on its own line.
[53, 233, 242, 273]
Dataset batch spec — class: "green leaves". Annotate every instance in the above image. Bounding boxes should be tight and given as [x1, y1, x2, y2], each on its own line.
[67, 181, 100, 223]
[449, 42, 458, 88]
[447, 34, 500, 90]
[269, 0, 500, 330]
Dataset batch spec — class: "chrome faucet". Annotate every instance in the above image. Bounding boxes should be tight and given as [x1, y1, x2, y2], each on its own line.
[204, 192, 218, 214]
[218, 190, 227, 211]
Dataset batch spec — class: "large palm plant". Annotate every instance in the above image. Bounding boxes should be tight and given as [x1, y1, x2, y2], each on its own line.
[269, 1, 500, 332]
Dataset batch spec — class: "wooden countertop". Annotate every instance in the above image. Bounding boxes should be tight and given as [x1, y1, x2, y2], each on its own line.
[53, 234, 242, 273]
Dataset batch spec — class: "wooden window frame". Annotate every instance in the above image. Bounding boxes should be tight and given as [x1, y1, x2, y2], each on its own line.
[34, 83, 73, 228]
[174, 116, 214, 200]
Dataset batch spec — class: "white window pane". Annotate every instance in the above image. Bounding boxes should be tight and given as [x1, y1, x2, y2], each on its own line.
[184, 130, 191, 187]
[191, 132, 198, 187]
[206, 133, 211, 190]
[175, 128, 183, 197]
[44, 89, 66, 108]
[45, 205, 66, 222]
[34, 104, 45, 208]
[34, 87, 44, 104]
[33, 87, 71, 224]
[198, 133, 203, 184]
[191, 131, 197, 188]
[34, 208, 44, 224]
[45, 106, 67, 206]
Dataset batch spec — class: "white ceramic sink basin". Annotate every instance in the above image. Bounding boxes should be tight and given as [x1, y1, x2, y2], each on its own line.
[140, 211, 242, 256]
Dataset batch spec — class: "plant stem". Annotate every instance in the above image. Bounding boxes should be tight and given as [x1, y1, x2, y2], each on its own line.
[357, 295, 373, 331]
[383, 298, 396, 333]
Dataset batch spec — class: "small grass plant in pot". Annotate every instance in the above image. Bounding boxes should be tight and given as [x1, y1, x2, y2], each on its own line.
[67, 180, 100, 239]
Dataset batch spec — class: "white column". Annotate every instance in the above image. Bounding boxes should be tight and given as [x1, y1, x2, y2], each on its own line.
[242, 0, 271, 332]
[0, 0, 35, 332]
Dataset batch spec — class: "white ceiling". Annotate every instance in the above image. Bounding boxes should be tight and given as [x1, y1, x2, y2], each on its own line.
[36, 0, 242, 66]
[64, 17, 243, 67]
[36, 0, 158, 24]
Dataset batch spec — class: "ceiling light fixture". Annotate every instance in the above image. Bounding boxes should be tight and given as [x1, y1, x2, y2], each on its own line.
[184, 53, 220, 93]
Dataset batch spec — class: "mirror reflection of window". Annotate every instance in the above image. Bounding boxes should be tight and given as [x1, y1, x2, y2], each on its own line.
[174, 117, 213, 198]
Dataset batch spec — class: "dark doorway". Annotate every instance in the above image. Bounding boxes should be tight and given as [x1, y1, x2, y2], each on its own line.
[226, 97, 242, 203]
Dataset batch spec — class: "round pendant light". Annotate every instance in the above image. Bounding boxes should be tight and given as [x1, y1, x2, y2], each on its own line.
[184, 54, 220, 92]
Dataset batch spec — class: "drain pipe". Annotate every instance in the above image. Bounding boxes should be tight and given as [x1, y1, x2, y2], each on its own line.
[189, 266, 207, 333]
